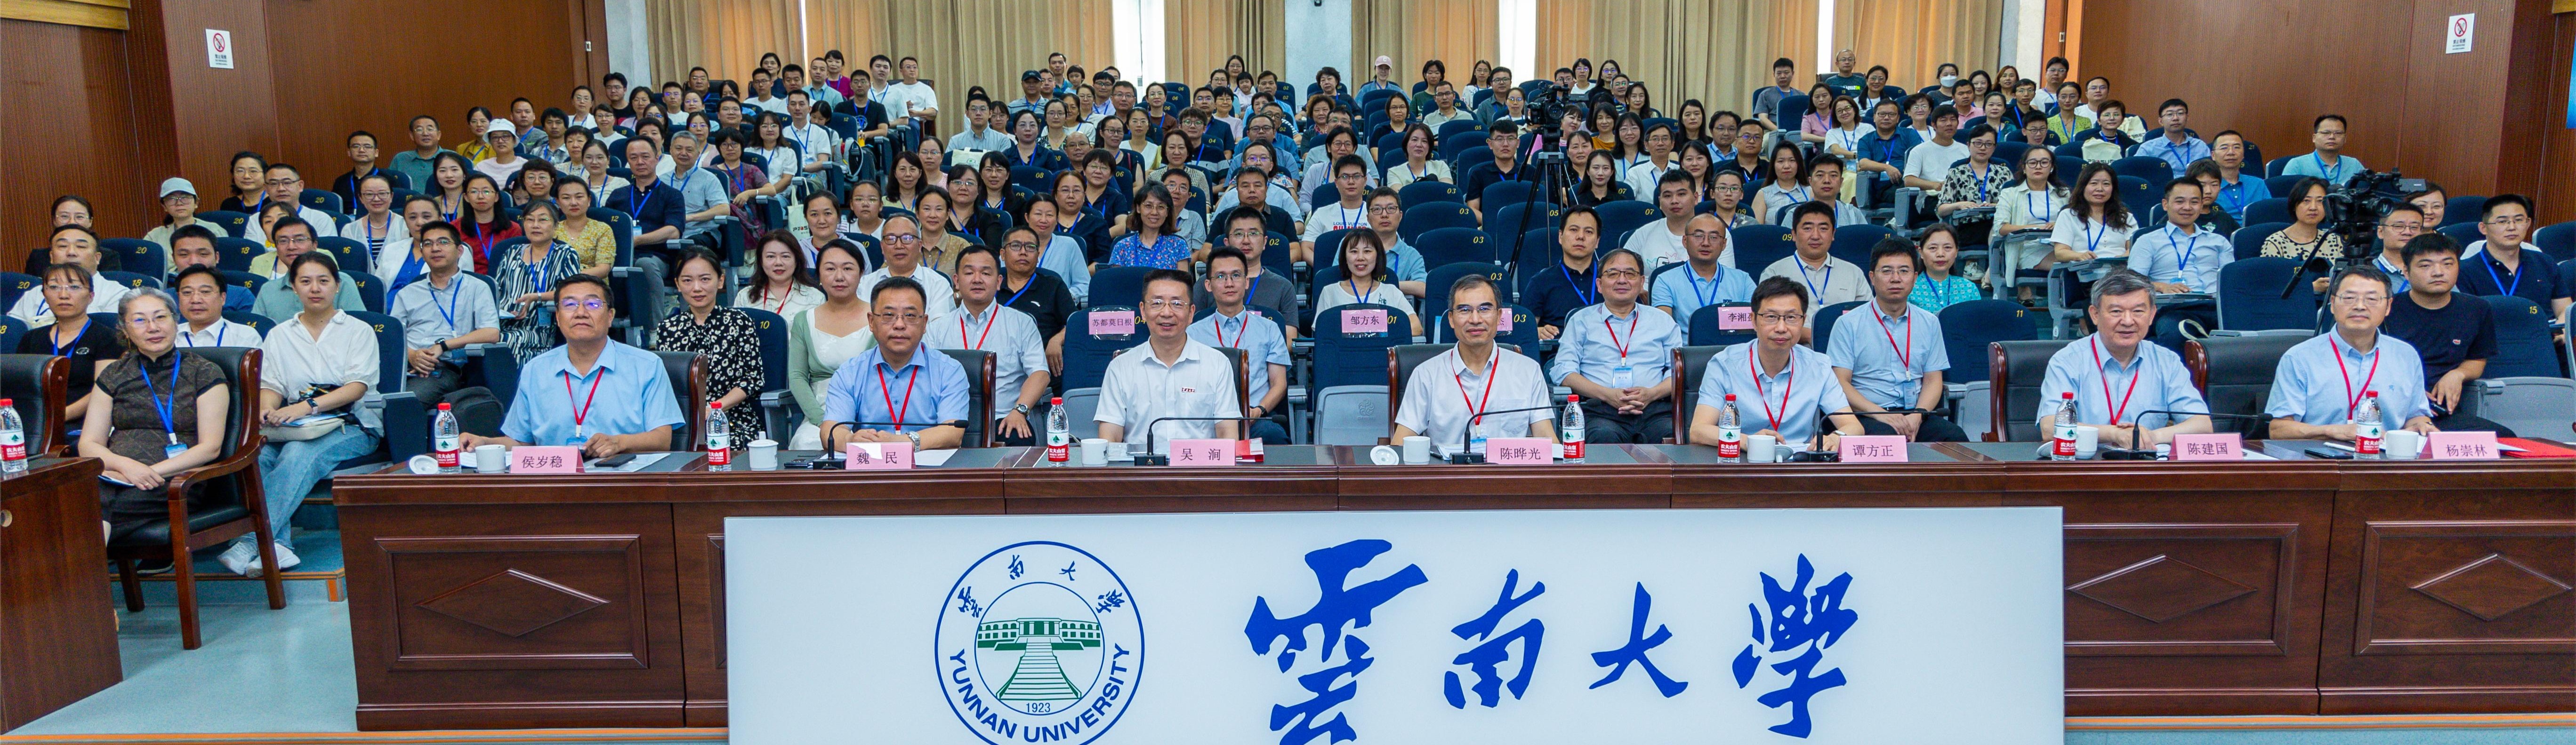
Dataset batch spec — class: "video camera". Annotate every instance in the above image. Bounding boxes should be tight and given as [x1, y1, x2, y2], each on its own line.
[2318, 170, 2428, 267]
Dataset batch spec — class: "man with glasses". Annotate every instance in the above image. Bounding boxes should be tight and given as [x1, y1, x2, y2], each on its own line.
[1851, 100, 1922, 208]
[1463, 120, 1531, 219]
[2267, 267, 2439, 442]
[387, 221, 501, 401]
[1652, 214, 1755, 321]
[2362, 202, 2427, 292]
[468, 274, 685, 456]
[1827, 239, 1966, 442]
[2456, 194, 2570, 320]
[2129, 177, 2230, 348]
[1394, 273, 1555, 454]
[170, 265, 259, 347]
[816, 275, 970, 451]
[2381, 233, 2515, 435]
[1195, 208, 1301, 336]
[2207, 131, 2269, 223]
[2037, 269, 2212, 449]
[165, 225, 253, 312]
[926, 245, 1049, 446]
[1690, 277, 1864, 452]
[248, 217, 364, 320]
[1551, 248, 1683, 444]
[331, 131, 404, 208]
[1302, 155, 1375, 258]
[1621, 171, 1704, 269]
[1759, 201, 1869, 342]
[1189, 248, 1290, 444]
[1097, 269, 1244, 454]
[261, 163, 342, 237]
[2280, 114, 2363, 187]
[858, 214, 958, 318]
[1359, 187, 1427, 297]
[2133, 99, 2208, 176]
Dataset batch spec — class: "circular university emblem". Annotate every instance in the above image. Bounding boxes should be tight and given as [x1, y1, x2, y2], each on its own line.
[937, 541, 1143, 745]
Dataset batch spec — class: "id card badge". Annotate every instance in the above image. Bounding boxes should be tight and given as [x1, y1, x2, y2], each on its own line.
[164, 435, 187, 459]
[1610, 364, 1635, 388]
[1469, 419, 1491, 455]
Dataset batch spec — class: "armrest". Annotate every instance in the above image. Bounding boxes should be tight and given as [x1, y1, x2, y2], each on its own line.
[759, 389, 797, 444]
[379, 391, 428, 462]
[161, 445, 260, 496]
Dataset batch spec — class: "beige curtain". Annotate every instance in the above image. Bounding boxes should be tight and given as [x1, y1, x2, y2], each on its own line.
[1349, 0, 1499, 92]
[1537, 0, 1818, 121]
[1835, 0, 2004, 92]
[803, 0, 883, 71]
[874, 0, 1115, 104]
[1165, 0, 1283, 87]
[647, 0, 801, 87]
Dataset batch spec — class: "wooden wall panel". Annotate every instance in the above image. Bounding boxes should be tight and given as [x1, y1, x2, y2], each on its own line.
[0, 19, 146, 270]
[146, 0, 279, 219]
[2533, 12, 2576, 224]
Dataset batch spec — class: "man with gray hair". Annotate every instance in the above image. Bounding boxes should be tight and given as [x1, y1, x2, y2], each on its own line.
[662, 132, 730, 243]
[2034, 268, 2213, 449]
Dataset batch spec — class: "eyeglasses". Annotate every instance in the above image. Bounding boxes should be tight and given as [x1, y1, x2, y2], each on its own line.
[1710, 185, 1743, 194]
[1003, 241, 1041, 251]
[1755, 313, 1805, 325]
[558, 298, 607, 310]
[1686, 231, 1729, 241]
[421, 238, 459, 248]
[1451, 303, 1499, 316]
[266, 177, 302, 186]
[2380, 222, 2423, 232]
[274, 235, 314, 246]
[1872, 266, 1917, 277]
[42, 284, 89, 293]
[2485, 216, 2532, 227]
[1207, 270, 1248, 282]
[1143, 298, 1190, 311]
[884, 234, 921, 245]
[1599, 268, 1643, 279]
[871, 311, 926, 324]
[1227, 229, 1266, 240]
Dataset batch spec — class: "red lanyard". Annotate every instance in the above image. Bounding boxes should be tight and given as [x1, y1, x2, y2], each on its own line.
[1749, 350, 1791, 433]
[2089, 339, 2145, 425]
[2336, 344, 2382, 418]
[564, 369, 604, 432]
[1875, 309, 1912, 369]
[1603, 312, 1639, 360]
[1455, 353, 1500, 425]
[877, 363, 919, 428]
[960, 309, 996, 351]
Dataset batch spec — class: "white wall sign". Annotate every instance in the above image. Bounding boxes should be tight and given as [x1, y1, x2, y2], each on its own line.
[2446, 13, 2475, 55]
[729, 507, 2064, 744]
[205, 29, 233, 69]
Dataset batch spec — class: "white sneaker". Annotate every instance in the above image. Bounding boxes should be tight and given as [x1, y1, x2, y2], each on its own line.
[270, 541, 302, 573]
[217, 541, 263, 577]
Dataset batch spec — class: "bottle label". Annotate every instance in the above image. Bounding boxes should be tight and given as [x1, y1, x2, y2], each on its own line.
[1716, 426, 1742, 459]
[0, 442, 22, 462]
[2052, 422, 2078, 457]
[2354, 422, 2383, 455]
[707, 434, 732, 465]
[1561, 436, 1583, 460]
[433, 435, 460, 467]
[1046, 428, 1070, 461]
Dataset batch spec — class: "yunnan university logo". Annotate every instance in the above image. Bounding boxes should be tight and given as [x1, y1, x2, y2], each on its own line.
[937, 541, 1142, 745]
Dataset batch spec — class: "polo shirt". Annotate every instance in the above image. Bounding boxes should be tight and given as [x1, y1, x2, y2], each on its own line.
[2127, 223, 2233, 293]
[4, 270, 129, 327]
[388, 149, 458, 194]
[1394, 345, 1551, 454]
[2455, 246, 2569, 311]
[1759, 255, 1870, 321]
[924, 304, 1048, 419]
[502, 340, 687, 445]
[884, 81, 941, 123]
[1521, 260, 1600, 329]
[2384, 292, 2497, 385]
[175, 318, 261, 349]
[2213, 174, 2271, 222]
[1002, 270, 1079, 341]
[258, 309, 383, 430]
[2266, 330, 2431, 430]
[2049, 211, 2133, 260]
[783, 121, 840, 168]
[1621, 159, 1680, 200]
[663, 166, 731, 238]
[856, 266, 958, 318]
[2133, 135, 2211, 176]
[387, 272, 501, 349]
[1826, 302, 1952, 409]
[1462, 160, 1532, 206]
[1902, 140, 1971, 184]
[1189, 306, 1290, 404]
[1551, 303, 1685, 389]
[2038, 334, 2207, 429]
[1852, 128, 1922, 171]
[250, 270, 366, 321]
[1618, 219, 1695, 268]
[1650, 261, 1755, 321]
[610, 180, 687, 239]
[822, 344, 972, 433]
[1094, 339, 1245, 453]
[2279, 152, 2366, 187]
[1698, 343, 1850, 447]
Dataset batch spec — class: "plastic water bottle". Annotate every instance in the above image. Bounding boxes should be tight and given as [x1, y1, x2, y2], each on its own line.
[432, 402, 461, 473]
[705, 402, 732, 469]
[0, 400, 24, 474]
[2050, 392, 2079, 460]
[2352, 391, 2383, 458]
[1559, 394, 1585, 462]
[1046, 397, 1070, 463]
[1715, 394, 1743, 463]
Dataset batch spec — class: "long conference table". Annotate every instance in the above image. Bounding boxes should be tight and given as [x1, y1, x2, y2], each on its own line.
[330, 442, 2576, 731]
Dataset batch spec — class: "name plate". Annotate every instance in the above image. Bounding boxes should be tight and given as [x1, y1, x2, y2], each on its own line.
[2428, 431, 2498, 460]
[1497, 311, 1513, 333]
[511, 446, 584, 474]
[2169, 433, 2243, 461]
[1484, 437, 1554, 465]
[844, 441, 917, 469]
[1719, 305, 1755, 330]
[1341, 307, 1388, 335]
[1167, 439, 1238, 466]
[1087, 309, 1136, 336]
[1836, 435, 1908, 462]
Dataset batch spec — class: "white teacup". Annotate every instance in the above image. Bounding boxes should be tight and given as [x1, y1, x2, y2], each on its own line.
[1744, 434, 1779, 463]
[2383, 429, 2423, 460]
[2075, 426, 2101, 459]
[1400, 435, 1432, 464]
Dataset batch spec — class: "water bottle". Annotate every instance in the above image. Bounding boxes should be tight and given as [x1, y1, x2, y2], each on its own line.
[432, 402, 461, 473]
[1559, 394, 1585, 462]
[1046, 397, 1070, 463]
[1715, 394, 1743, 463]
[0, 400, 24, 474]
[705, 402, 733, 469]
[2352, 391, 2383, 458]
[2050, 392, 2079, 460]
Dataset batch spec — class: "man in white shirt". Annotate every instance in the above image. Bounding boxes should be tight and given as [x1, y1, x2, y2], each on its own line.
[259, 163, 342, 236]
[1621, 123, 1681, 198]
[1300, 155, 1374, 253]
[385, 222, 501, 401]
[8, 225, 131, 326]
[781, 90, 840, 182]
[1187, 248, 1290, 444]
[1394, 273, 1556, 454]
[169, 265, 260, 348]
[923, 244, 1050, 445]
[1619, 171, 1699, 268]
[885, 56, 941, 129]
[745, 69, 789, 117]
[1760, 202, 1869, 341]
[856, 214, 958, 318]
[1900, 106, 1968, 191]
[1095, 269, 1243, 454]
[947, 96, 1011, 154]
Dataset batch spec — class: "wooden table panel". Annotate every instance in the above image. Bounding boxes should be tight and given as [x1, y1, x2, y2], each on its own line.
[0, 458, 121, 733]
[1334, 445, 1672, 510]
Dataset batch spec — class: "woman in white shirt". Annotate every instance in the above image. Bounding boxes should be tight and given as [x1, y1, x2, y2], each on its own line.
[1312, 230, 1424, 338]
[573, 140, 630, 207]
[2047, 163, 2135, 298]
[1383, 124, 1452, 189]
[748, 114, 799, 184]
[735, 228, 828, 319]
[375, 195, 442, 288]
[1993, 148, 2069, 299]
[1820, 97, 1866, 159]
[237, 251, 379, 577]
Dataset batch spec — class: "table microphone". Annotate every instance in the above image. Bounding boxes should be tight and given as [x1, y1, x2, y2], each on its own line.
[2093, 410, 2271, 460]
[1449, 403, 1567, 464]
[1137, 416, 1255, 465]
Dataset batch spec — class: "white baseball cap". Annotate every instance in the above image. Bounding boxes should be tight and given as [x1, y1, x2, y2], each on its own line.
[158, 177, 196, 198]
[1373, 56, 1393, 69]
[485, 120, 517, 138]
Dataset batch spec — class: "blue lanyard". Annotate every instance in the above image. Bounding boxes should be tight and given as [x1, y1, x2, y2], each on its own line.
[182, 323, 226, 348]
[1790, 186, 1811, 203]
[1878, 136, 1900, 164]
[2481, 251, 2522, 297]
[2220, 180, 2247, 216]
[524, 244, 558, 294]
[2085, 220, 2109, 255]
[138, 355, 185, 437]
[1686, 267, 1719, 308]
[1559, 262, 1596, 306]
[1795, 260, 1832, 300]
[2165, 229, 2197, 281]
[1973, 165, 1992, 201]
[1003, 275, 1038, 307]
[625, 181, 652, 221]
[2027, 192, 2051, 220]
[2313, 153, 2341, 183]
[49, 321, 78, 357]
[430, 278, 462, 331]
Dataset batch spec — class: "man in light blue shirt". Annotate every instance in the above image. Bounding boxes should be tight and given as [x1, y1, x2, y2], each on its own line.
[1361, 188, 1427, 297]
[2128, 178, 2230, 351]
[2209, 130, 2270, 222]
[946, 96, 1013, 153]
[474, 275, 686, 455]
[1651, 214, 1755, 322]
[1553, 249, 1686, 443]
[1690, 277, 1861, 451]
[1022, 198, 1091, 300]
[663, 133, 732, 241]
[2266, 267, 2436, 443]
[2036, 270, 2212, 449]
[821, 275, 973, 451]
[2278, 114, 2364, 187]
[1827, 240, 1963, 441]
[2131, 98, 2210, 176]
[1188, 248, 1290, 443]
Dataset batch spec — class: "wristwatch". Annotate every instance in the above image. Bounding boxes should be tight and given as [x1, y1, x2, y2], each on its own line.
[906, 431, 922, 448]
[1013, 403, 1032, 417]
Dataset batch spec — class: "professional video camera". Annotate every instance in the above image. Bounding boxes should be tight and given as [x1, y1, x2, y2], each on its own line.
[2319, 170, 2428, 266]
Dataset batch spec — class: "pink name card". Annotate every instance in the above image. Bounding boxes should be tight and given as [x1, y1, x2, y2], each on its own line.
[1087, 309, 1136, 336]
[1167, 439, 1238, 466]
[1342, 308, 1389, 334]
[2428, 431, 2498, 460]
[2169, 433, 2243, 461]
[844, 441, 916, 469]
[511, 446, 584, 474]
[1718, 305, 1755, 330]
[1496, 312, 1514, 333]
[1485, 437, 1554, 465]
[1836, 435, 1909, 462]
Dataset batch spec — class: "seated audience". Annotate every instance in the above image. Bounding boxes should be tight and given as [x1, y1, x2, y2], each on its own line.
[1552, 248, 1684, 444]
[2380, 234, 2513, 435]
[386, 221, 501, 401]
[235, 252, 381, 577]
[1827, 239, 1967, 442]
[80, 288, 232, 553]
[2037, 270, 2212, 449]
[1187, 248, 1291, 444]
[468, 273, 684, 454]
[925, 244, 1052, 446]
[2268, 267, 2439, 443]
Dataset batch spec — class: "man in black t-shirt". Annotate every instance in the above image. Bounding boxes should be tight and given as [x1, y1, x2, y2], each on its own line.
[2381, 234, 2515, 435]
[998, 225, 1079, 370]
[1464, 120, 1533, 218]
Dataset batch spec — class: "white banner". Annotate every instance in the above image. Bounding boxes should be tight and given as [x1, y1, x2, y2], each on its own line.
[728, 508, 2063, 744]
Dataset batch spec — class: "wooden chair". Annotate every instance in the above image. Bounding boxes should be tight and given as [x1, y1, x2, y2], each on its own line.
[105, 347, 287, 649]
[0, 353, 69, 456]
